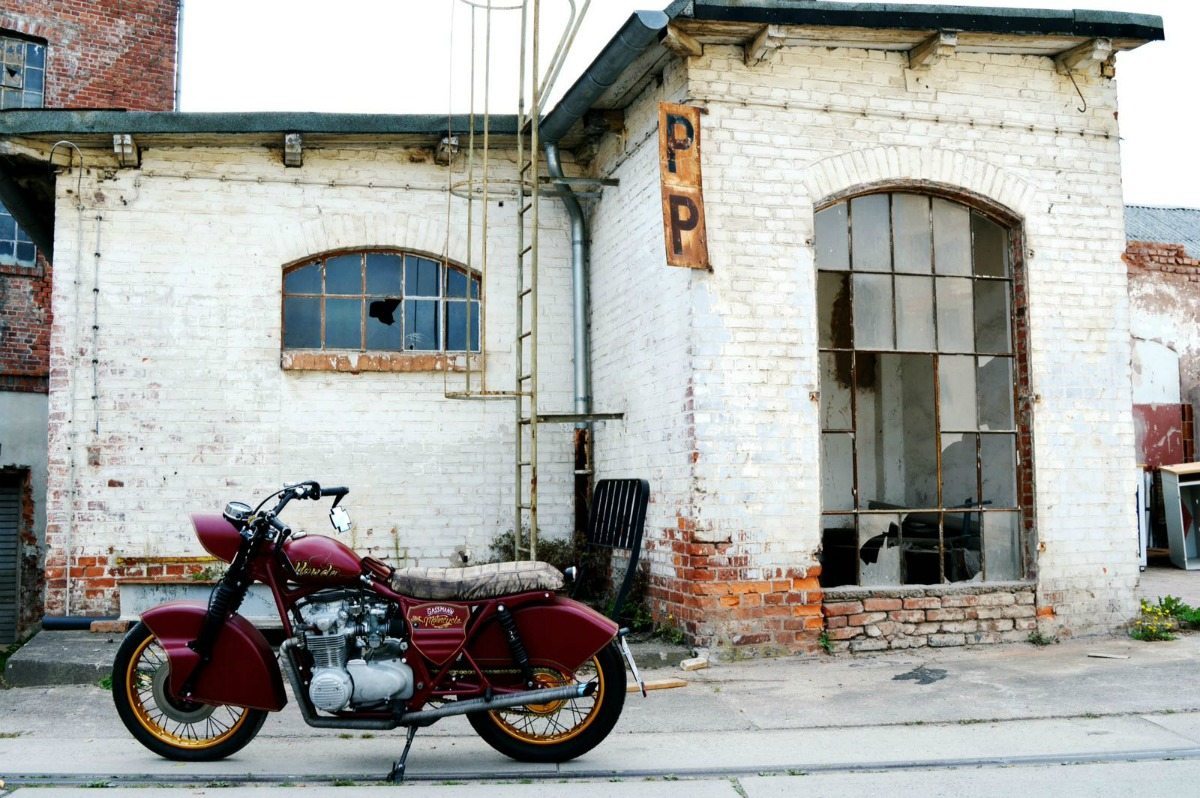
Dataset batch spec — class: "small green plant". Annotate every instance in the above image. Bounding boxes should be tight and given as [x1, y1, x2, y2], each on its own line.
[204, 782, 233, 789]
[190, 565, 223, 582]
[333, 779, 356, 787]
[97, 673, 113, 689]
[1130, 598, 1177, 641]
[0, 731, 24, 739]
[1153, 595, 1200, 629]
[1027, 630, 1057, 646]
[818, 630, 833, 654]
[84, 781, 111, 788]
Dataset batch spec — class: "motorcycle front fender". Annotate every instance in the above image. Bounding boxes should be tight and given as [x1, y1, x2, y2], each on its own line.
[140, 601, 287, 712]
[467, 595, 619, 674]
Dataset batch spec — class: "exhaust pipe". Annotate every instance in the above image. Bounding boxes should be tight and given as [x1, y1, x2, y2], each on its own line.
[280, 639, 596, 730]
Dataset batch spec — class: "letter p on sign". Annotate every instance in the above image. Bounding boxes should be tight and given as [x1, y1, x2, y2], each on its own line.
[658, 102, 709, 270]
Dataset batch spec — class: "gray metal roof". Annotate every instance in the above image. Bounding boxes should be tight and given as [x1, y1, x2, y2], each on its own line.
[1127, 206, 1200, 260]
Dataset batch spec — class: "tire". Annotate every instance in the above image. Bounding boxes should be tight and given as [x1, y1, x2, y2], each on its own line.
[467, 643, 626, 763]
[112, 621, 268, 761]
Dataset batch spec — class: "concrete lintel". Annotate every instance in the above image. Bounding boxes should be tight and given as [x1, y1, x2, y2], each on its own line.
[1055, 37, 1113, 75]
[908, 29, 958, 69]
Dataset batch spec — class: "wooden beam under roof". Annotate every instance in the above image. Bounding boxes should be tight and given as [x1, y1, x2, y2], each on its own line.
[662, 24, 703, 58]
[908, 29, 957, 69]
[1055, 37, 1113, 74]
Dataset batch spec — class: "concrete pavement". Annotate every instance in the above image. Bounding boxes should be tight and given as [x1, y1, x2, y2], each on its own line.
[3, 629, 1200, 795]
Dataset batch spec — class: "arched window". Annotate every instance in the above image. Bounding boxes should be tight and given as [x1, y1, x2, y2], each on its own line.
[815, 192, 1028, 587]
[282, 250, 480, 353]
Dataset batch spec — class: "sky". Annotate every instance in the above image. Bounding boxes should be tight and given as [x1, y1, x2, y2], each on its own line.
[179, 0, 1196, 208]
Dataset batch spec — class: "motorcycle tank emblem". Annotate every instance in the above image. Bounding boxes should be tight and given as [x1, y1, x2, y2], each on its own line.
[407, 603, 469, 630]
[292, 560, 340, 578]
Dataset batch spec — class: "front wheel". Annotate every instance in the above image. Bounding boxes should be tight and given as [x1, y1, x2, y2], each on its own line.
[468, 643, 626, 762]
[112, 621, 268, 761]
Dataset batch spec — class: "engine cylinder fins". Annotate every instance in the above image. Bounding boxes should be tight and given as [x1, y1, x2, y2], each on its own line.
[305, 631, 347, 669]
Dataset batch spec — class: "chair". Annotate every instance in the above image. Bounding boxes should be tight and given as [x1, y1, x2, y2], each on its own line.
[573, 479, 650, 619]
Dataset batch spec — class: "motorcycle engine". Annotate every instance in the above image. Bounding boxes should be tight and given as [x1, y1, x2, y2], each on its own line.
[297, 591, 414, 713]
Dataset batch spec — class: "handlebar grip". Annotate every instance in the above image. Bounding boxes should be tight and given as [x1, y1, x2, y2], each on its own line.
[321, 486, 349, 498]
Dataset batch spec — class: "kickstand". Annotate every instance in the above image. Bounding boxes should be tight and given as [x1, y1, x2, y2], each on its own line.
[387, 726, 418, 783]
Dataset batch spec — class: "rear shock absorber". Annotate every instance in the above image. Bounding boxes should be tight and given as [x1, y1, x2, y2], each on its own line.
[496, 604, 536, 689]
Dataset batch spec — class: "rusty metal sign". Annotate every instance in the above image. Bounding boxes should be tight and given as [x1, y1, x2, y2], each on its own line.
[658, 102, 709, 270]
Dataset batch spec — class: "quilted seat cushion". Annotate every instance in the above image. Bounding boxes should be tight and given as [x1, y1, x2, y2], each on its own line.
[390, 560, 564, 600]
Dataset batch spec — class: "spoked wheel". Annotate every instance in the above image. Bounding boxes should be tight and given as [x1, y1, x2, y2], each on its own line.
[468, 643, 626, 762]
[112, 622, 267, 761]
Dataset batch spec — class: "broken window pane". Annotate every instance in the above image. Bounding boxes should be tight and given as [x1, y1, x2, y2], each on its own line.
[859, 513, 902, 585]
[404, 299, 439, 350]
[366, 252, 403, 295]
[895, 275, 935, 350]
[820, 351, 854, 430]
[814, 204, 850, 271]
[821, 433, 856, 511]
[325, 254, 362, 295]
[819, 514, 857, 587]
[939, 355, 977, 431]
[972, 213, 1009, 277]
[899, 510, 942, 584]
[983, 511, 1021, 580]
[977, 356, 1015, 431]
[935, 277, 974, 353]
[943, 507, 982, 582]
[366, 298, 403, 350]
[974, 280, 1012, 354]
[932, 198, 971, 276]
[406, 256, 440, 296]
[284, 263, 321, 294]
[851, 194, 891, 272]
[283, 297, 320, 348]
[852, 273, 893, 350]
[980, 434, 1018, 508]
[446, 300, 481, 352]
[941, 433, 978, 506]
[855, 354, 937, 509]
[817, 271, 852, 349]
[892, 193, 932, 274]
[325, 298, 362, 349]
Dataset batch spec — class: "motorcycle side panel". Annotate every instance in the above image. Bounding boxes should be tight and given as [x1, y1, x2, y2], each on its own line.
[467, 596, 619, 674]
[141, 601, 287, 712]
[191, 514, 241, 564]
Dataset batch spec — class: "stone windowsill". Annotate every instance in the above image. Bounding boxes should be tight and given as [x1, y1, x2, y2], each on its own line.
[821, 580, 1035, 599]
[281, 350, 480, 373]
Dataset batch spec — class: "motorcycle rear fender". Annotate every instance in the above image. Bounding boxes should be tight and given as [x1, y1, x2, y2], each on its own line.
[467, 595, 619, 674]
[140, 601, 287, 712]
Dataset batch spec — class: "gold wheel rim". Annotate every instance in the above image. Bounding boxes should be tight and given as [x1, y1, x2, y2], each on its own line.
[488, 656, 604, 745]
[125, 633, 251, 750]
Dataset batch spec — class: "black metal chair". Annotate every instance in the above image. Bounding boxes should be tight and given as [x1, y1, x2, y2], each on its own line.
[572, 478, 650, 619]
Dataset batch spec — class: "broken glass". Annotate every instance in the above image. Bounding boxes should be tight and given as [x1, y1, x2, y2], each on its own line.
[974, 280, 1012, 354]
[814, 203, 850, 270]
[820, 351, 854, 430]
[855, 354, 938, 509]
[941, 433, 978, 506]
[366, 298, 403, 350]
[972, 213, 1009, 277]
[859, 513, 902, 585]
[892, 193, 932, 273]
[851, 194, 891, 272]
[976, 356, 1015, 431]
[819, 514, 857, 587]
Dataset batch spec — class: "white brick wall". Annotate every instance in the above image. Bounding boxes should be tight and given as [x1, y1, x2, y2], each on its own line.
[590, 43, 1137, 637]
[46, 145, 578, 613]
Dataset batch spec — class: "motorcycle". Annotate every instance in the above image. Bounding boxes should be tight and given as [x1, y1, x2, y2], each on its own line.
[111, 480, 645, 780]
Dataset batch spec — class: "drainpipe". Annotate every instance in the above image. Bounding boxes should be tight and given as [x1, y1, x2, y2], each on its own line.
[544, 143, 591, 419]
[174, 0, 186, 109]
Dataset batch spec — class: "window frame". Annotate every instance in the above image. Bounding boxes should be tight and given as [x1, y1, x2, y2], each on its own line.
[0, 30, 45, 269]
[815, 188, 1034, 588]
[281, 248, 481, 368]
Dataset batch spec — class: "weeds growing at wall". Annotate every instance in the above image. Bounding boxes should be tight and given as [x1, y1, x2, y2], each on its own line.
[1130, 595, 1200, 641]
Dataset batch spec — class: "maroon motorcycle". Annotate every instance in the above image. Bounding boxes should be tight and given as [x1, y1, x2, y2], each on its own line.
[111, 481, 645, 780]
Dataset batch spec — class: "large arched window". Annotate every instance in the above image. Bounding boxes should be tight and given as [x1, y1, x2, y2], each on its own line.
[282, 249, 480, 353]
[815, 192, 1029, 587]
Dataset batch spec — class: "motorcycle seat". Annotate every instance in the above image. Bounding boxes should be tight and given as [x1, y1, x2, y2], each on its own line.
[390, 560, 564, 601]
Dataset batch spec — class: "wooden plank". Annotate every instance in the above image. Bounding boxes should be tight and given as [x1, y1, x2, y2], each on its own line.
[663, 24, 703, 58]
[626, 678, 688, 693]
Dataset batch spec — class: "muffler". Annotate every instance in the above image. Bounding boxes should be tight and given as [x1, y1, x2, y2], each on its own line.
[397, 681, 597, 727]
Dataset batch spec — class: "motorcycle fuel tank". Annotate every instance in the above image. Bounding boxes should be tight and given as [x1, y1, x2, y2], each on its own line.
[282, 535, 363, 585]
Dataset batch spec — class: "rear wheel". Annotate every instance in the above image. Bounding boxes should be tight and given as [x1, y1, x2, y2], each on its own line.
[468, 643, 626, 762]
[112, 622, 267, 761]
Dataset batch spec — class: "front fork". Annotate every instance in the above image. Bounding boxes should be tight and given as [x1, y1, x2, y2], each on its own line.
[179, 535, 259, 697]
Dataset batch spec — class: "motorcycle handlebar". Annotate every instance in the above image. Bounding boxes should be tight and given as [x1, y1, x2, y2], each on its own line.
[320, 486, 349, 498]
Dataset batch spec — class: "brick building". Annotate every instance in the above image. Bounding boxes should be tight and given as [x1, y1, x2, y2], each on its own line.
[0, 0, 179, 640]
[0, 1, 1165, 654]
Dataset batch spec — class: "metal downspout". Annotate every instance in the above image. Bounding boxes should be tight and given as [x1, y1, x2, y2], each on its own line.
[544, 143, 590, 418]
